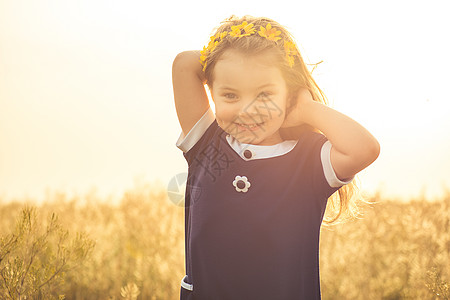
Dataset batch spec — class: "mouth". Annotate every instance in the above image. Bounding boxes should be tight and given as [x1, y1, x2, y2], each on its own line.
[235, 122, 264, 131]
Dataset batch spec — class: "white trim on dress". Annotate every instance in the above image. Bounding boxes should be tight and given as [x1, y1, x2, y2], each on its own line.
[181, 275, 193, 291]
[176, 107, 215, 153]
[320, 141, 354, 187]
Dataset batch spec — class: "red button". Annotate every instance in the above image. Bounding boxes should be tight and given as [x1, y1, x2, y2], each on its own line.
[236, 180, 246, 189]
[243, 149, 252, 159]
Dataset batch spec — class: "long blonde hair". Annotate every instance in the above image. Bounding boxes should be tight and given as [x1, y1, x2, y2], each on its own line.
[203, 15, 365, 224]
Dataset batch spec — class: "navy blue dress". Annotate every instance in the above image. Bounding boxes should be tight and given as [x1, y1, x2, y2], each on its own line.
[176, 108, 351, 300]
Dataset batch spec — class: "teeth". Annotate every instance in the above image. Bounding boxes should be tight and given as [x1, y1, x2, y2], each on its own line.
[238, 123, 262, 128]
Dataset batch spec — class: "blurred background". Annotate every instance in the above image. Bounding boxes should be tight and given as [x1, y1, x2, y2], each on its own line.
[1, 0, 449, 204]
[1, 1, 449, 299]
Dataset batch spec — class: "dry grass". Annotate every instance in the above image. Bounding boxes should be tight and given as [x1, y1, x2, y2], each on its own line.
[320, 196, 450, 299]
[0, 181, 448, 299]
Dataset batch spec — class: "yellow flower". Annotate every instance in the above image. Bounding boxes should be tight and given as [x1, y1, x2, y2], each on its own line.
[229, 27, 241, 37]
[230, 22, 243, 37]
[284, 41, 297, 55]
[230, 21, 255, 37]
[200, 54, 207, 63]
[283, 41, 297, 67]
[208, 40, 219, 52]
[258, 23, 281, 42]
[199, 57, 208, 71]
[199, 46, 208, 69]
[199, 31, 228, 71]
[286, 55, 295, 67]
[241, 22, 255, 35]
[217, 31, 229, 40]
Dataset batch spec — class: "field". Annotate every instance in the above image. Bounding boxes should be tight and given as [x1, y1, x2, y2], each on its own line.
[0, 181, 449, 299]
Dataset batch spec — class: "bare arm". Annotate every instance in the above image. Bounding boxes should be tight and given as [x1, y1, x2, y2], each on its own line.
[172, 51, 209, 136]
[283, 89, 380, 180]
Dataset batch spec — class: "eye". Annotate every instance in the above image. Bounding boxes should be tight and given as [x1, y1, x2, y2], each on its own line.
[257, 91, 271, 100]
[223, 93, 238, 100]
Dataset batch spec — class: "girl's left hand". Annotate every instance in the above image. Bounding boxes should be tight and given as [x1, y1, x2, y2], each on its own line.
[281, 88, 314, 128]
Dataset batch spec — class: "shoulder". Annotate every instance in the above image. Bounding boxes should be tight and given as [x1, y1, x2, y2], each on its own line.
[175, 107, 229, 165]
[296, 129, 327, 151]
[296, 130, 353, 189]
[175, 107, 217, 153]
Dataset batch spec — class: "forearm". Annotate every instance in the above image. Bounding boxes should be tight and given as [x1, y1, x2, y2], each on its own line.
[172, 51, 209, 136]
[302, 101, 380, 178]
[303, 101, 375, 154]
[172, 50, 206, 84]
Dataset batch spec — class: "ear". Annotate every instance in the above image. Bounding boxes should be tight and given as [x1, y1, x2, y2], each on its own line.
[285, 93, 297, 114]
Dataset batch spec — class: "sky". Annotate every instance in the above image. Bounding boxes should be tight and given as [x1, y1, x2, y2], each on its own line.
[1, 0, 449, 204]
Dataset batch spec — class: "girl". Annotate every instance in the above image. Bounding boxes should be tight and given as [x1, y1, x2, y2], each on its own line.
[172, 15, 380, 300]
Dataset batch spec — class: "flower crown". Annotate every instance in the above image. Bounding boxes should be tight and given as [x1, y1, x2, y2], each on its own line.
[200, 21, 298, 71]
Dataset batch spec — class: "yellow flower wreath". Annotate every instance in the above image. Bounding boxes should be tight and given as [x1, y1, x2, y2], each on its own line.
[200, 21, 297, 71]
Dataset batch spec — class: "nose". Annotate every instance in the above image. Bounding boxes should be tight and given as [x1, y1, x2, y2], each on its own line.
[238, 101, 262, 123]
[238, 98, 277, 124]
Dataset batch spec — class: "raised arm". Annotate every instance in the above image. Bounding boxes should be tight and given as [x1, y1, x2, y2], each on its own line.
[283, 89, 380, 180]
[172, 51, 210, 136]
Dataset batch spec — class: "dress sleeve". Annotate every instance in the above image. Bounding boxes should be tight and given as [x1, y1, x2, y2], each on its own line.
[307, 133, 353, 202]
[320, 141, 354, 188]
[175, 107, 221, 166]
[176, 107, 215, 153]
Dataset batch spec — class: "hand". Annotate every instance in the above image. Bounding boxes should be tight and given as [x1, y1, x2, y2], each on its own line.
[281, 88, 314, 128]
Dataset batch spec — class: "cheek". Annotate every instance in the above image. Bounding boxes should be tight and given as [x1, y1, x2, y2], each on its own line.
[270, 96, 288, 120]
[214, 103, 235, 122]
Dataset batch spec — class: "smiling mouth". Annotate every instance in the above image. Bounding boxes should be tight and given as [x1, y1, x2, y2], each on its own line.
[235, 122, 264, 130]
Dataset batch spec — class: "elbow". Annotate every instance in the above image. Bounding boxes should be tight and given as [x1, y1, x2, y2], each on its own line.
[172, 51, 205, 83]
[352, 137, 380, 171]
[331, 137, 380, 179]
[172, 51, 191, 72]
[365, 137, 381, 166]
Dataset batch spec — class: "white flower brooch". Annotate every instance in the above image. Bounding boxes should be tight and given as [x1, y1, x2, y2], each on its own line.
[232, 175, 251, 193]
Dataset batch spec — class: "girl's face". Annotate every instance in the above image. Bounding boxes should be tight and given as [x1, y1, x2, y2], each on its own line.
[211, 49, 288, 146]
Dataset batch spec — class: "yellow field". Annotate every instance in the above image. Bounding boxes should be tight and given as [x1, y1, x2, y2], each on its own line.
[0, 182, 448, 299]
